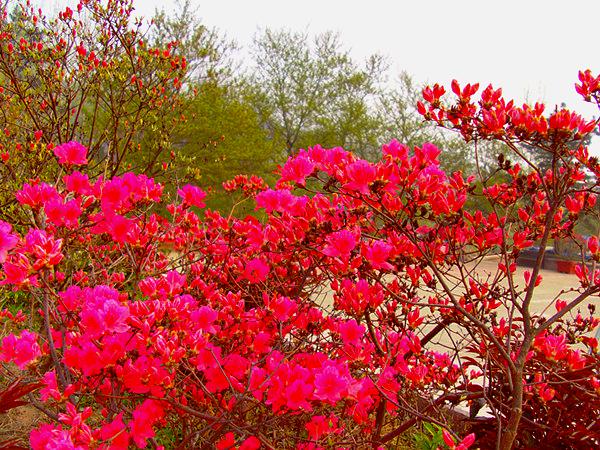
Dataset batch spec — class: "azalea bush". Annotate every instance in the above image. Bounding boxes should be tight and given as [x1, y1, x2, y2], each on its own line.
[0, 0, 188, 225]
[1, 37, 600, 450]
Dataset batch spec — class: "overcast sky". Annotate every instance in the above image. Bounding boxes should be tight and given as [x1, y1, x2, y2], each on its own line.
[36, 0, 600, 133]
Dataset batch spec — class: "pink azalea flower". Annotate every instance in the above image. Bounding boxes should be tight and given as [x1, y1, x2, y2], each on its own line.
[588, 235, 600, 255]
[305, 414, 341, 440]
[535, 333, 569, 361]
[0, 258, 31, 286]
[286, 378, 313, 410]
[204, 364, 230, 393]
[101, 334, 127, 366]
[177, 184, 207, 208]
[15, 182, 60, 208]
[323, 229, 359, 260]
[63, 341, 103, 376]
[243, 258, 270, 282]
[0, 220, 18, 263]
[539, 384, 556, 402]
[362, 240, 394, 270]
[100, 179, 131, 212]
[566, 349, 587, 371]
[105, 213, 135, 244]
[217, 432, 236, 450]
[314, 364, 348, 403]
[239, 436, 261, 450]
[0, 330, 42, 369]
[130, 399, 165, 448]
[407, 364, 429, 384]
[53, 141, 88, 166]
[343, 160, 376, 194]
[191, 305, 218, 333]
[443, 431, 476, 450]
[63, 171, 91, 195]
[382, 139, 409, 160]
[99, 413, 129, 450]
[80, 290, 130, 338]
[40, 371, 62, 401]
[23, 229, 63, 269]
[338, 319, 365, 345]
[120, 356, 171, 395]
[308, 145, 352, 169]
[279, 151, 315, 186]
[101, 299, 130, 333]
[30, 425, 84, 450]
[270, 296, 297, 322]
[44, 199, 82, 229]
[413, 142, 441, 165]
[255, 189, 307, 214]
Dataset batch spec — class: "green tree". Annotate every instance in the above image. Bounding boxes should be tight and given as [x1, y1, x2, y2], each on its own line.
[171, 81, 280, 211]
[250, 28, 387, 158]
[149, 2, 281, 212]
[151, 0, 234, 84]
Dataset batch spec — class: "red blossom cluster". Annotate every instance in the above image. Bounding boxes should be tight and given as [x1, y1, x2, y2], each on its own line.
[418, 76, 598, 149]
[1, 67, 600, 448]
[0, 0, 189, 197]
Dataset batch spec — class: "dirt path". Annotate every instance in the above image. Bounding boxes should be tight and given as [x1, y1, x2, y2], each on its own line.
[467, 255, 593, 313]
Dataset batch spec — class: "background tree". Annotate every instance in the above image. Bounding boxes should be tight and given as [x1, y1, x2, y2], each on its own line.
[150, 1, 280, 211]
[150, 0, 234, 84]
[249, 28, 388, 159]
[169, 81, 280, 211]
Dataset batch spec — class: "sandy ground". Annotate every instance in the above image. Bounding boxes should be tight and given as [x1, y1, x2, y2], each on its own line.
[458, 255, 600, 344]
[312, 255, 600, 348]
[465, 255, 598, 314]
[0, 404, 44, 447]
[314, 255, 600, 315]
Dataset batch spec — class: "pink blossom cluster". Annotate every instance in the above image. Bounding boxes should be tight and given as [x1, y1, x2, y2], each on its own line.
[1, 89, 599, 450]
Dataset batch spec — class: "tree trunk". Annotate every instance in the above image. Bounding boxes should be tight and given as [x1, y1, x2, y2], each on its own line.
[500, 370, 523, 449]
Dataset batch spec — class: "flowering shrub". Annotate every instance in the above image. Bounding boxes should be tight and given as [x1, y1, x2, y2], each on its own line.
[1, 31, 600, 450]
[0, 0, 187, 226]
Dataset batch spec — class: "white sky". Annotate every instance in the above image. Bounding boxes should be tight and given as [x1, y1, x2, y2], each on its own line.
[34, 0, 600, 137]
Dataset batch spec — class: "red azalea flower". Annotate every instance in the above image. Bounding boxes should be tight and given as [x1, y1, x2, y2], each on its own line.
[53, 141, 88, 166]
[177, 184, 207, 208]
